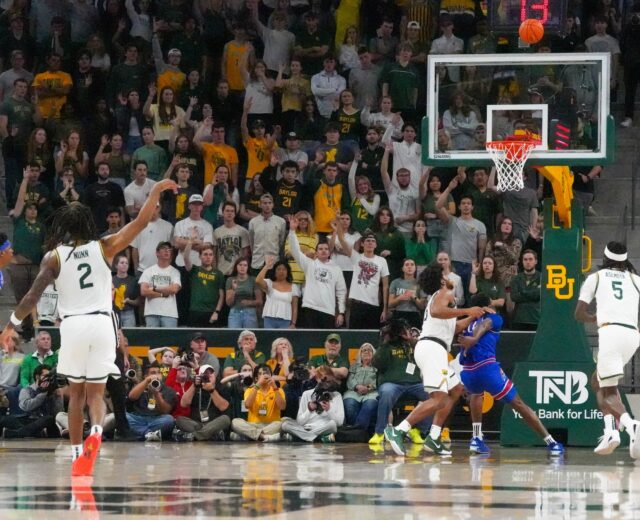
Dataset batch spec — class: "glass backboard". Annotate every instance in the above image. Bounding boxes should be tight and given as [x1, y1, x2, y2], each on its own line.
[423, 53, 614, 167]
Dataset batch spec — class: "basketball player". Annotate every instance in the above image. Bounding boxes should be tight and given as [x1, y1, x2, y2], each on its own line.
[575, 241, 640, 458]
[0, 232, 13, 288]
[0, 179, 178, 476]
[459, 293, 565, 456]
[384, 263, 485, 456]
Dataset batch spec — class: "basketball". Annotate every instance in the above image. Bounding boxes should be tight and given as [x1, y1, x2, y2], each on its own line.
[519, 18, 544, 44]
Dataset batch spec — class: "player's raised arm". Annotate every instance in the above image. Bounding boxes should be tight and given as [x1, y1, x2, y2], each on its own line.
[1, 251, 59, 345]
[102, 179, 178, 259]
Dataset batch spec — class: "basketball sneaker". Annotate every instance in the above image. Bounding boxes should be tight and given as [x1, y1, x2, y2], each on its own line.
[547, 441, 565, 457]
[368, 433, 385, 445]
[71, 433, 102, 477]
[594, 430, 621, 455]
[424, 436, 452, 456]
[71, 476, 98, 519]
[629, 422, 640, 459]
[407, 428, 425, 444]
[384, 426, 406, 456]
[441, 427, 451, 448]
[469, 436, 490, 454]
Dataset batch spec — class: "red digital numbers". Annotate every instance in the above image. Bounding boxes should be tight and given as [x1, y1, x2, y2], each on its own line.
[521, 0, 549, 23]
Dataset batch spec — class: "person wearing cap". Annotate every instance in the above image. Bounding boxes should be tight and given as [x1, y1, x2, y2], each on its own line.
[278, 131, 309, 173]
[294, 12, 330, 75]
[151, 19, 186, 96]
[335, 225, 390, 329]
[241, 97, 278, 189]
[575, 241, 640, 458]
[176, 363, 231, 441]
[311, 55, 347, 119]
[182, 241, 225, 328]
[308, 334, 349, 381]
[187, 332, 221, 374]
[173, 193, 214, 269]
[139, 241, 182, 327]
[223, 330, 267, 378]
[124, 161, 157, 219]
[369, 17, 398, 65]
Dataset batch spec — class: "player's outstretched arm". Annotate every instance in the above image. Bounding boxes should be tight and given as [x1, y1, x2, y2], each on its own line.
[102, 179, 178, 259]
[1, 251, 58, 346]
[430, 290, 485, 320]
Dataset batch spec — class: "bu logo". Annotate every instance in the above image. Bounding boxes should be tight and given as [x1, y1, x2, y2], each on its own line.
[529, 370, 589, 405]
[546, 265, 574, 300]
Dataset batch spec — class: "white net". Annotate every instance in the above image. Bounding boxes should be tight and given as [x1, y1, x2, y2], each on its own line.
[486, 140, 537, 192]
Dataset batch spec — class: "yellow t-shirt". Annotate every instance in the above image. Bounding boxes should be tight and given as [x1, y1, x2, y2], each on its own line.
[244, 386, 285, 423]
[281, 76, 311, 112]
[149, 104, 186, 142]
[314, 181, 345, 233]
[245, 137, 276, 180]
[225, 41, 251, 91]
[157, 69, 186, 97]
[32, 71, 73, 119]
[285, 232, 318, 284]
[201, 142, 239, 185]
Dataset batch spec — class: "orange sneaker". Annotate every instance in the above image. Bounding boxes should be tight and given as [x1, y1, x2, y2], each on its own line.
[71, 476, 99, 519]
[71, 433, 102, 477]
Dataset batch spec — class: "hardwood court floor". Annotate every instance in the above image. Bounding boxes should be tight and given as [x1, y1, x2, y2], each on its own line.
[0, 439, 638, 519]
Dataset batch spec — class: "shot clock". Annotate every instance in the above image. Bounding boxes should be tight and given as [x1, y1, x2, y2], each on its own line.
[487, 0, 568, 33]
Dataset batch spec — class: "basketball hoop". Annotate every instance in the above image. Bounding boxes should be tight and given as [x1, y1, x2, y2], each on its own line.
[486, 134, 540, 192]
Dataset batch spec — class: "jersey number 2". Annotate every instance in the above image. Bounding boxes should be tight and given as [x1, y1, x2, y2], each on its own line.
[78, 263, 94, 290]
[612, 281, 623, 300]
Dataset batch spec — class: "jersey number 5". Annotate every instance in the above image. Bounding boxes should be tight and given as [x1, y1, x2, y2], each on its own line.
[612, 281, 623, 300]
[78, 263, 94, 290]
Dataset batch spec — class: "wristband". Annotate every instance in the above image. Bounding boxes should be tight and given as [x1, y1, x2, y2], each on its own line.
[10, 312, 21, 326]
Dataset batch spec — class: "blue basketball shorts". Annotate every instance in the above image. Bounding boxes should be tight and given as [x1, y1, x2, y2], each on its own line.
[460, 360, 517, 403]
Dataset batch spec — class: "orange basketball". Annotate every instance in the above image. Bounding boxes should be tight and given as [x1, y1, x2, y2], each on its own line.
[519, 18, 544, 44]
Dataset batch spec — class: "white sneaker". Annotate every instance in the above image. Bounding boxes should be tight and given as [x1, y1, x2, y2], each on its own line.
[594, 430, 621, 455]
[262, 433, 281, 442]
[229, 432, 243, 441]
[621, 117, 633, 128]
[630, 422, 640, 459]
[144, 430, 162, 442]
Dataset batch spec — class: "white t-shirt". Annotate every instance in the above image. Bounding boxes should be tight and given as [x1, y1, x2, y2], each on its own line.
[262, 279, 301, 321]
[578, 269, 640, 328]
[131, 218, 174, 273]
[329, 231, 361, 272]
[139, 264, 181, 318]
[348, 251, 390, 306]
[124, 178, 157, 209]
[388, 184, 420, 235]
[173, 217, 214, 267]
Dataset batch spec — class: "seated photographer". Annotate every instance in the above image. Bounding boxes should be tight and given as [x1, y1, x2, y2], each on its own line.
[368, 319, 428, 445]
[0, 366, 62, 438]
[222, 363, 256, 419]
[308, 333, 349, 384]
[126, 362, 177, 441]
[266, 338, 294, 388]
[147, 347, 176, 380]
[222, 330, 266, 378]
[283, 359, 316, 419]
[230, 364, 286, 442]
[186, 332, 221, 374]
[175, 364, 231, 441]
[165, 356, 196, 419]
[342, 343, 378, 432]
[281, 366, 344, 443]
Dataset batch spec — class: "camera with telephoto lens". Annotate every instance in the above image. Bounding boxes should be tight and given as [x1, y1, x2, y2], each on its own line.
[290, 360, 310, 383]
[125, 369, 137, 379]
[39, 368, 68, 394]
[149, 378, 161, 390]
[182, 351, 196, 364]
[240, 373, 253, 386]
[311, 381, 337, 413]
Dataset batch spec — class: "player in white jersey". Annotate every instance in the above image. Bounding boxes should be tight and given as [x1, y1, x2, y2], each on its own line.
[384, 263, 486, 456]
[575, 241, 640, 459]
[0, 179, 178, 477]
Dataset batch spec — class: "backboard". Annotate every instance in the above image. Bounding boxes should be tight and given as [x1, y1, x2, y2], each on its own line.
[423, 52, 614, 167]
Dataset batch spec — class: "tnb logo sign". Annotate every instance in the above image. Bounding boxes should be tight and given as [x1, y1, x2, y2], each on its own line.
[529, 371, 589, 405]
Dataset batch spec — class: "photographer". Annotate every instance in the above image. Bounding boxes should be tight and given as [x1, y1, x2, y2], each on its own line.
[126, 362, 177, 441]
[230, 364, 285, 442]
[175, 365, 231, 441]
[165, 355, 196, 419]
[223, 363, 256, 419]
[0, 365, 62, 438]
[281, 366, 344, 443]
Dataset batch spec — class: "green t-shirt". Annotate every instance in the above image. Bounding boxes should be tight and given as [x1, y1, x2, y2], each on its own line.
[350, 197, 375, 233]
[131, 145, 168, 180]
[511, 271, 541, 325]
[12, 216, 45, 264]
[223, 350, 267, 372]
[190, 266, 225, 313]
[380, 62, 418, 110]
[225, 276, 256, 310]
[308, 353, 349, 371]
[371, 340, 422, 386]
[475, 277, 506, 303]
[0, 97, 35, 145]
[404, 238, 437, 267]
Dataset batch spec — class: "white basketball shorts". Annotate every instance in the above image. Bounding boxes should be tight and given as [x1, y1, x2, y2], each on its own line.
[415, 338, 454, 394]
[597, 325, 640, 388]
[57, 313, 120, 383]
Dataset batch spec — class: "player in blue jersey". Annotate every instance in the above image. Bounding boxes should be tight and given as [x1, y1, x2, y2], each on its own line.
[458, 293, 565, 456]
